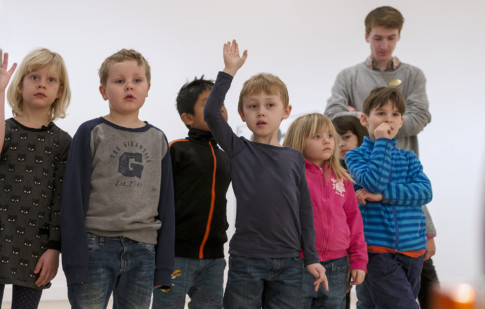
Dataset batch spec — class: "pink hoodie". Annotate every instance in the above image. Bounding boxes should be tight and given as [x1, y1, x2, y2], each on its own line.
[304, 160, 367, 271]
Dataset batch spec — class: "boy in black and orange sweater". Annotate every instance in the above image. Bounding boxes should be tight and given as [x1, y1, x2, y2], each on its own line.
[152, 76, 231, 309]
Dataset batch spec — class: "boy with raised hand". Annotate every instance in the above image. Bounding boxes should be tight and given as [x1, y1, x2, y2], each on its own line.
[345, 87, 433, 309]
[61, 49, 175, 308]
[204, 40, 328, 308]
[152, 76, 231, 309]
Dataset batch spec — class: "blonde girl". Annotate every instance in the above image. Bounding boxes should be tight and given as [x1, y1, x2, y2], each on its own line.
[0, 48, 71, 308]
[284, 113, 367, 309]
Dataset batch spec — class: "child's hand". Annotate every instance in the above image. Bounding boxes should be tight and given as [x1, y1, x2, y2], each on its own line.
[306, 263, 329, 292]
[374, 123, 395, 140]
[222, 40, 248, 77]
[349, 269, 366, 287]
[355, 188, 382, 205]
[34, 249, 60, 287]
[0, 50, 17, 92]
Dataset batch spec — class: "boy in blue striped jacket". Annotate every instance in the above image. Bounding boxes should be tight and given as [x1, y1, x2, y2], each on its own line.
[345, 86, 432, 309]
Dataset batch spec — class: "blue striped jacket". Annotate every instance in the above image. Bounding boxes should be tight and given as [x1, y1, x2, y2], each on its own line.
[345, 137, 433, 252]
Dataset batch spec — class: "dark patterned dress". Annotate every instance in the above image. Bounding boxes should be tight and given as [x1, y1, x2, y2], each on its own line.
[0, 118, 71, 289]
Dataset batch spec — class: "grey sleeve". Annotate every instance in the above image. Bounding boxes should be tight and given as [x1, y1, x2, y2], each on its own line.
[396, 68, 432, 138]
[423, 204, 437, 238]
[324, 70, 359, 119]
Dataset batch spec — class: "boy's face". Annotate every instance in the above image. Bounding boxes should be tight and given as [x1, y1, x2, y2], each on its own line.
[182, 89, 227, 131]
[99, 60, 150, 117]
[365, 26, 400, 65]
[238, 92, 291, 143]
[360, 101, 403, 141]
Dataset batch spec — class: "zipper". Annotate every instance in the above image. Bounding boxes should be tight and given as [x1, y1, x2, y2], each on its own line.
[198, 140, 218, 258]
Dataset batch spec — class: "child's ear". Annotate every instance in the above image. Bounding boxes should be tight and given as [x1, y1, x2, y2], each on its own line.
[146, 83, 151, 97]
[282, 105, 292, 120]
[238, 109, 246, 122]
[99, 85, 108, 101]
[181, 113, 194, 127]
[360, 113, 368, 127]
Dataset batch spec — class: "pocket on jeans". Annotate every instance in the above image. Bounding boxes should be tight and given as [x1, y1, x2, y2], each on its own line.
[86, 233, 99, 252]
[142, 243, 156, 255]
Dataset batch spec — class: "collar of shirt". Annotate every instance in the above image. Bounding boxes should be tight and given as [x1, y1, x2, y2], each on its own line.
[364, 56, 401, 71]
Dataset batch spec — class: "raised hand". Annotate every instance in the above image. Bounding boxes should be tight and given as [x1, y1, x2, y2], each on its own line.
[1, 50, 18, 152]
[0, 50, 18, 92]
[222, 40, 248, 77]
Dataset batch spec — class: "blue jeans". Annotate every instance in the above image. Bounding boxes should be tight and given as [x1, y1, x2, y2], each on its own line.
[363, 253, 423, 309]
[223, 255, 303, 309]
[301, 256, 348, 309]
[68, 233, 156, 309]
[152, 257, 226, 309]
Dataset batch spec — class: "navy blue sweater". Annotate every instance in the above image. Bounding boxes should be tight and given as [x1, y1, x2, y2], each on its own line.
[204, 72, 319, 265]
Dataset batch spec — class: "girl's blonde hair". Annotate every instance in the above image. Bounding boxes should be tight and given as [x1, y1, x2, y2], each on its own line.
[7, 48, 71, 122]
[283, 113, 352, 182]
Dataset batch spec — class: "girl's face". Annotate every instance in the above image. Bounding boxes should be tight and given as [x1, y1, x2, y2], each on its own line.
[338, 130, 359, 159]
[303, 126, 335, 167]
[21, 65, 61, 112]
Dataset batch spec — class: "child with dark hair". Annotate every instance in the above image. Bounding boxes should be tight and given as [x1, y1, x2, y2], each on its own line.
[325, 7, 438, 307]
[345, 86, 432, 309]
[332, 115, 368, 169]
[152, 76, 231, 309]
[332, 115, 368, 308]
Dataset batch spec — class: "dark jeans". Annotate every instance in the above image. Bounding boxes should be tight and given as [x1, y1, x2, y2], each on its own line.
[301, 257, 348, 309]
[223, 255, 303, 309]
[152, 257, 226, 309]
[357, 257, 439, 309]
[365, 253, 423, 309]
[418, 258, 439, 309]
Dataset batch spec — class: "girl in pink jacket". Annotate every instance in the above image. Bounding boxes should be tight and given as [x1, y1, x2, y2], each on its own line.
[284, 113, 367, 308]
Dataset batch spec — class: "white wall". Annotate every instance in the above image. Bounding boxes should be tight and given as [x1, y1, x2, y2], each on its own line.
[1, 0, 485, 301]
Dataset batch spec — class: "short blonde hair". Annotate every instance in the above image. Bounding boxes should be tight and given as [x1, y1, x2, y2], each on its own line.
[99, 49, 151, 87]
[283, 113, 352, 182]
[238, 73, 289, 113]
[365, 6, 404, 35]
[7, 48, 71, 122]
